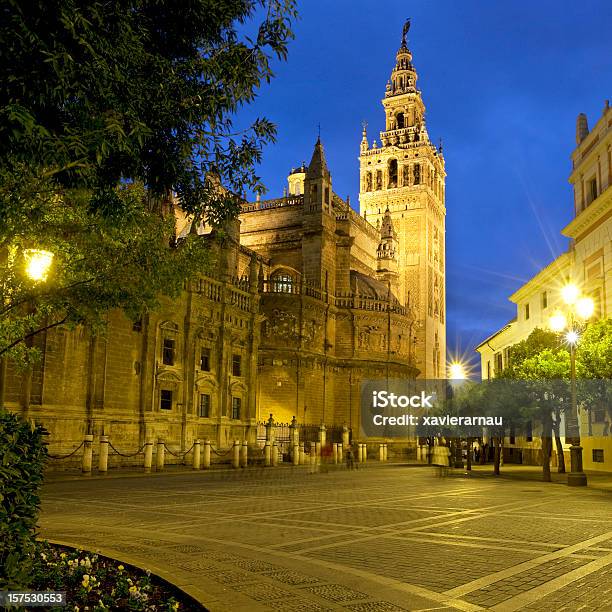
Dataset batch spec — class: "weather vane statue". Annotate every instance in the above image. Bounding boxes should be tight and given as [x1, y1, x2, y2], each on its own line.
[402, 18, 411, 46]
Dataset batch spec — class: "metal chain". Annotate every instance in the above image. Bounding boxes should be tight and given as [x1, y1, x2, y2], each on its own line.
[163, 442, 195, 457]
[211, 446, 233, 457]
[48, 441, 85, 460]
[108, 442, 147, 458]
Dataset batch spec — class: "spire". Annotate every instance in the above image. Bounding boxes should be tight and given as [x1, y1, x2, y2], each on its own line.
[576, 113, 589, 145]
[380, 207, 398, 241]
[360, 121, 369, 152]
[306, 137, 330, 179]
[386, 21, 417, 98]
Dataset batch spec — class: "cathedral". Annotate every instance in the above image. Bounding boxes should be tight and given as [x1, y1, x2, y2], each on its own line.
[1, 25, 446, 459]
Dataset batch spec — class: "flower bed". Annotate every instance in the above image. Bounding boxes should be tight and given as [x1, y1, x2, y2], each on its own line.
[30, 542, 205, 611]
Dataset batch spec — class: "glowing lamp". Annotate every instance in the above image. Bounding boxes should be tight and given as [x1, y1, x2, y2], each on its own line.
[565, 330, 579, 345]
[24, 249, 54, 282]
[561, 284, 579, 305]
[449, 362, 466, 380]
[575, 296, 594, 320]
[549, 312, 567, 332]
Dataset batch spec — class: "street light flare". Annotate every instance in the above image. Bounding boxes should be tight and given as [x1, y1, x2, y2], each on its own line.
[24, 249, 54, 282]
[449, 362, 466, 380]
[575, 296, 594, 319]
[561, 283, 579, 305]
[565, 330, 579, 345]
[549, 311, 567, 332]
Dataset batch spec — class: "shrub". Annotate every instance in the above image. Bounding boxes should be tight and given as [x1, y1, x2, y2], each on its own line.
[0, 409, 48, 588]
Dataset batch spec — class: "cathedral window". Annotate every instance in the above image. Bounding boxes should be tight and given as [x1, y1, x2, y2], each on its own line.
[365, 172, 372, 191]
[388, 159, 398, 188]
[376, 170, 383, 190]
[231, 397, 242, 419]
[162, 338, 175, 366]
[200, 347, 211, 371]
[232, 354, 242, 377]
[402, 165, 410, 186]
[413, 164, 421, 185]
[199, 393, 211, 418]
[396, 112, 404, 129]
[271, 271, 294, 293]
[160, 389, 173, 411]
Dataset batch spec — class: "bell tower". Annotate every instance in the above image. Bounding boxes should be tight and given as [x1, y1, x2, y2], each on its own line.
[359, 20, 446, 379]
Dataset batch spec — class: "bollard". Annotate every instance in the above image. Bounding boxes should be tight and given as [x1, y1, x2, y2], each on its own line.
[338, 442, 343, 463]
[310, 442, 316, 470]
[319, 423, 326, 448]
[383, 444, 388, 462]
[332, 443, 338, 464]
[202, 439, 211, 469]
[272, 441, 279, 467]
[379, 443, 384, 462]
[264, 440, 271, 467]
[82, 434, 93, 474]
[156, 438, 165, 471]
[232, 440, 240, 469]
[342, 424, 350, 449]
[192, 439, 201, 470]
[292, 444, 299, 466]
[98, 435, 109, 473]
[144, 440, 153, 472]
[240, 440, 248, 468]
[315, 441, 321, 457]
[363, 443, 367, 464]
[299, 442, 306, 465]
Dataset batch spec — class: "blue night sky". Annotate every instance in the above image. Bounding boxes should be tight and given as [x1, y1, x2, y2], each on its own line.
[238, 1, 612, 367]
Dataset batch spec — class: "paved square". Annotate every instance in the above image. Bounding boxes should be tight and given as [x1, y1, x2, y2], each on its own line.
[39, 466, 612, 611]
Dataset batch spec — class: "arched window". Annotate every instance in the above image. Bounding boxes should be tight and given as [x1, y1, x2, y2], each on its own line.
[413, 163, 421, 185]
[388, 159, 398, 188]
[396, 112, 405, 129]
[365, 172, 372, 192]
[376, 170, 383, 190]
[271, 270, 294, 293]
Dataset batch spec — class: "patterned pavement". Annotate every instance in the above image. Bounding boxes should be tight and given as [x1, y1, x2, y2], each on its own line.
[39, 465, 612, 611]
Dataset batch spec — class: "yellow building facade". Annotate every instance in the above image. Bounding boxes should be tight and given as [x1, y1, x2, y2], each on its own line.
[476, 101, 612, 471]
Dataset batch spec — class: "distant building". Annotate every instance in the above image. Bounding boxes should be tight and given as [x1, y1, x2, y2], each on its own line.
[1, 26, 446, 458]
[476, 101, 612, 471]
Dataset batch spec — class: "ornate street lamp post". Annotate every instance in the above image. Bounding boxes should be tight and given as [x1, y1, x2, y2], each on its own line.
[549, 284, 594, 487]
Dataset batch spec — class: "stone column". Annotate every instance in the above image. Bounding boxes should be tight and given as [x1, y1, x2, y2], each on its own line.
[379, 443, 384, 462]
[383, 444, 388, 462]
[319, 423, 326, 448]
[192, 439, 201, 470]
[342, 423, 350, 448]
[299, 442, 306, 465]
[144, 439, 153, 472]
[310, 442, 316, 469]
[98, 435, 109, 473]
[202, 439, 211, 469]
[292, 444, 299, 465]
[156, 438, 165, 471]
[232, 440, 240, 469]
[82, 434, 93, 474]
[332, 443, 338, 464]
[264, 440, 271, 467]
[272, 441, 279, 467]
[240, 440, 248, 468]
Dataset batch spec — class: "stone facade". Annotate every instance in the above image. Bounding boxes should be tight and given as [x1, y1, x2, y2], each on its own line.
[1, 27, 446, 459]
[476, 101, 612, 471]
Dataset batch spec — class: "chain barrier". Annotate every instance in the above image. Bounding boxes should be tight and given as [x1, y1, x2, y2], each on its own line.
[108, 442, 147, 458]
[163, 442, 195, 458]
[48, 441, 85, 460]
[211, 446, 233, 457]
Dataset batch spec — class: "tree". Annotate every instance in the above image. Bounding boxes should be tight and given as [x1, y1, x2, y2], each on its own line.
[500, 328, 570, 479]
[0, 0, 297, 364]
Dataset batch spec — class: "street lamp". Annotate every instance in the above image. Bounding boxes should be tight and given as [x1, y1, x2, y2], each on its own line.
[549, 283, 594, 487]
[449, 362, 466, 380]
[23, 249, 54, 282]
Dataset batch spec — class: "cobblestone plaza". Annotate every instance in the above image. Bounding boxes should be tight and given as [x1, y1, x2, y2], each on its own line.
[39, 466, 612, 611]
